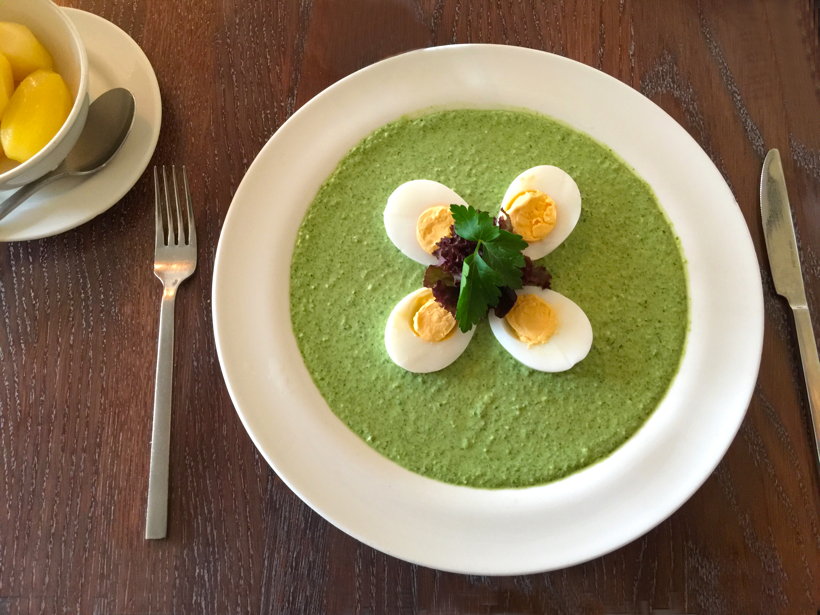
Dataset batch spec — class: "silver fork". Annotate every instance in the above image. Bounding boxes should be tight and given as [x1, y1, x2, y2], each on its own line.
[146, 165, 197, 539]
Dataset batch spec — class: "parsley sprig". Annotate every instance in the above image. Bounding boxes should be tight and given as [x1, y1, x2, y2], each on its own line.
[450, 205, 527, 332]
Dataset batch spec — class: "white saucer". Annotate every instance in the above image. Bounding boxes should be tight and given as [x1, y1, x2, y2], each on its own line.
[0, 8, 161, 242]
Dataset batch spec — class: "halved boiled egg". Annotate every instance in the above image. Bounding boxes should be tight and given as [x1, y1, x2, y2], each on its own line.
[499, 165, 581, 260]
[489, 286, 592, 372]
[384, 180, 468, 265]
[385, 287, 474, 373]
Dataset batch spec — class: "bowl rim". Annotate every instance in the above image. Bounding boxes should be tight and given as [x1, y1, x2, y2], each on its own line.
[0, 0, 89, 183]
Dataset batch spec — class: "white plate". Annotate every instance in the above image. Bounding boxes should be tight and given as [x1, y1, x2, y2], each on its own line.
[0, 8, 161, 242]
[213, 45, 763, 574]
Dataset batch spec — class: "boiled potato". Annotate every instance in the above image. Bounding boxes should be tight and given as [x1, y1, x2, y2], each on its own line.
[0, 151, 14, 173]
[0, 22, 54, 83]
[0, 53, 12, 118]
[1, 69, 71, 162]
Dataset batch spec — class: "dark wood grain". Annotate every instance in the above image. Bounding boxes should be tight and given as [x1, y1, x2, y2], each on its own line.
[0, 1, 817, 613]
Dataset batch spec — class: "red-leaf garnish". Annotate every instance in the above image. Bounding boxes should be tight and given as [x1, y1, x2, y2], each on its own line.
[432, 226, 476, 280]
[423, 265, 459, 315]
[431, 281, 459, 315]
[494, 210, 513, 232]
[494, 286, 518, 318]
[521, 256, 552, 289]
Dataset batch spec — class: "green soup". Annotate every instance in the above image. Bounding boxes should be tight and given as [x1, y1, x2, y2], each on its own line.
[290, 109, 688, 488]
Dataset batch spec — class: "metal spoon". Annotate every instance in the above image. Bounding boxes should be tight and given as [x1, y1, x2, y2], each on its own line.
[0, 87, 136, 221]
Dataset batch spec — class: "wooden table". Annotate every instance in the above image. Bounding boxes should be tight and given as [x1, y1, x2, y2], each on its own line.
[2, 1, 818, 613]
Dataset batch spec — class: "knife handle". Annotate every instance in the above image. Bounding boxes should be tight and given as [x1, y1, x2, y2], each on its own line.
[792, 306, 820, 468]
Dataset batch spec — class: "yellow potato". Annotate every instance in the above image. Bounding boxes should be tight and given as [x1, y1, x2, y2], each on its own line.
[0, 53, 13, 118]
[1, 69, 72, 163]
[0, 151, 14, 173]
[0, 22, 54, 83]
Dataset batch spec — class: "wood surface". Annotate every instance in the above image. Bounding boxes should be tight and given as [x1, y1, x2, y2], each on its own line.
[1, 1, 818, 613]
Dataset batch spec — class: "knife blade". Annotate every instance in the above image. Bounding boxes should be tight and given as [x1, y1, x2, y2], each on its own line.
[761, 150, 808, 306]
[760, 148, 820, 471]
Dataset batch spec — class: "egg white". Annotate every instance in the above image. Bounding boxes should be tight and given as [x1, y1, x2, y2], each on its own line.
[489, 286, 592, 372]
[385, 288, 474, 373]
[384, 180, 468, 265]
[499, 165, 581, 260]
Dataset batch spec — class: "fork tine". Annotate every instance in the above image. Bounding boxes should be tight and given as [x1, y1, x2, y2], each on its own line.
[181, 166, 196, 246]
[162, 166, 175, 244]
[154, 166, 165, 246]
[162, 165, 177, 246]
[171, 165, 185, 245]
[162, 165, 174, 246]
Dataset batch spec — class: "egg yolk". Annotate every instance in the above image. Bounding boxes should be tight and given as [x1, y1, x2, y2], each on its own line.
[412, 293, 456, 342]
[503, 190, 557, 243]
[505, 293, 558, 347]
[416, 205, 454, 253]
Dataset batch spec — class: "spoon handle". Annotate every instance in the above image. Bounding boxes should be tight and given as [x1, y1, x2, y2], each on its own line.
[0, 170, 65, 222]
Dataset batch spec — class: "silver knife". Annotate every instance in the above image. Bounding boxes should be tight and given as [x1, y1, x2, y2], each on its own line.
[760, 148, 820, 470]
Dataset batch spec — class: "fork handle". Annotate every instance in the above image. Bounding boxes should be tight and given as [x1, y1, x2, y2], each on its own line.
[146, 289, 177, 539]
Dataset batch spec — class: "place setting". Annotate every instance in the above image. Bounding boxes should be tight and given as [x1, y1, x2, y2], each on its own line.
[3, 0, 812, 574]
[2, 2, 817, 610]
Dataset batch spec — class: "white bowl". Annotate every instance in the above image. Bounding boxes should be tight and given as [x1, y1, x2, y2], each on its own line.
[0, 0, 88, 189]
[213, 45, 764, 575]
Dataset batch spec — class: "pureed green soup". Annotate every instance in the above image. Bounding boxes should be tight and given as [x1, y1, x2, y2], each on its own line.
[290, 109, 687, 488]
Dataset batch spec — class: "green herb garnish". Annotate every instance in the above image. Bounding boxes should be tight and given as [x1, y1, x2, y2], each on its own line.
[450, 205, 527, 332]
